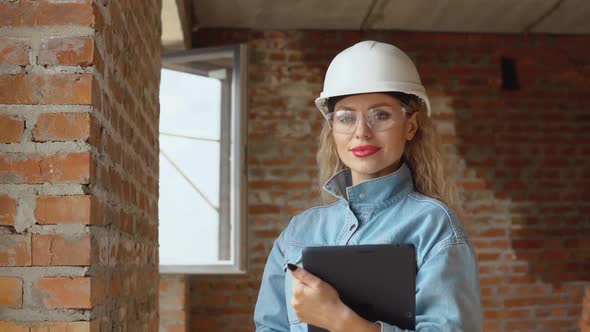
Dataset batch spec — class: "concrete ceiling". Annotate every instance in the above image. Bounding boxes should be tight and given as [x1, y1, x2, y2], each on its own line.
[189, 0, 590, 34]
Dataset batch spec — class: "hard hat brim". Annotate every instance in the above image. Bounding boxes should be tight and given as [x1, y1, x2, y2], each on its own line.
[315, 85, 432, 120]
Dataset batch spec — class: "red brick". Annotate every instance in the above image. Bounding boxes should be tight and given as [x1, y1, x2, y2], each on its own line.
[35, 195, 102, 225]
[159, 279, 170, 293]
[0, 321, 28, 332]
[33, 113, 92, 142]
[0, 74, 92, 105]
[0, 115, 24, 143]
[269, 53, 285, 61]
[0, 1, 95, 28]
[32, 234, 51, 266]
[0, 195, 16, 226]
[37, 2, 94, 26]
[120, 211, 135, 234]
[190, 318, 216, 330]
[30, 322, 77, 332]
[0, 38, 29, 65]
[36, 277, 93, 309]
[32, 234, 92, 266]
[65, 320, 100, 332]
[0, 235, 31, 266]
[0, 152, 94, 184]
[90, 277, 105, 306]
[0, 277, 22, 308]
[38, 37, 94, 66]
[506, 320, 535, 329]
[110, 271, 122, 298]
[249, 204, 281, 214]
[166, 325, 186, 332]
[263, 157, 293, 166]
[231, 294, 249, 304]
[254, 230, 280, 239]
[51, 234, 92, 266]
[458, 180, 488, 190]
[0, 3, 20, 27]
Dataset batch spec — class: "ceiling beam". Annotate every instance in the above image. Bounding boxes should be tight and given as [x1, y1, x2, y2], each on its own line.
[522, 0, 564, 33]
[176, 0, 195, 49]
[161, 0, 194, 52]
[360, 0, 379, 30]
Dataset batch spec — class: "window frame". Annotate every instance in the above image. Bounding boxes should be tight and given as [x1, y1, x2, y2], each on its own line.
[158, 44, 248, 274]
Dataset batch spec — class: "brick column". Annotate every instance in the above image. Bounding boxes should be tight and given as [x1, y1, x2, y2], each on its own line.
[581, 286, 590, 332]
[159, 275, 189, 332]
[0, 1, 162, 331]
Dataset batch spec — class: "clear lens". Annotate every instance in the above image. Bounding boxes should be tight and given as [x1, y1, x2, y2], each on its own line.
[328, 107, 407, 133]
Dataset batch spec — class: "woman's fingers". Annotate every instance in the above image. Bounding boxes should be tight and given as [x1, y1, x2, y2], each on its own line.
[288, 264, 322, 288]
[292, 278, 305, 296]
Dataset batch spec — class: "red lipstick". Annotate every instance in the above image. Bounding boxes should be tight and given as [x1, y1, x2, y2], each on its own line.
[350, 145, 381, 157]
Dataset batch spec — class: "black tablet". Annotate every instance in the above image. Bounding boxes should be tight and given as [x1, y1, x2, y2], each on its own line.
[301, 244, 416, 332]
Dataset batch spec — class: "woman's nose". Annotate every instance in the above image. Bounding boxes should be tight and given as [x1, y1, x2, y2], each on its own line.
[354, 116, 373, 139]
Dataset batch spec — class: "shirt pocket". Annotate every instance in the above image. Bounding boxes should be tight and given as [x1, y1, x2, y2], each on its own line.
[283, 245, 305, 325]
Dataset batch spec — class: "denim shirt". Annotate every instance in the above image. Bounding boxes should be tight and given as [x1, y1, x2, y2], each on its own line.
[254, 163, 483, 332]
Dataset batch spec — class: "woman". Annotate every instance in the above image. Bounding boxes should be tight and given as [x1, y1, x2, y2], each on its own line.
[254, 40, 483, 332]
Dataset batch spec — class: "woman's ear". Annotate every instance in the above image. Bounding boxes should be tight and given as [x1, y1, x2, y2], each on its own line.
[406, 112, 419, 141]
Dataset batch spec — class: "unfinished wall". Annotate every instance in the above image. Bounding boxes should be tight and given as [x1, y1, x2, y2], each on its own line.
[159, 275, 188, 332]
[0, 0, 162, 331]
[156, 30, 590, 332]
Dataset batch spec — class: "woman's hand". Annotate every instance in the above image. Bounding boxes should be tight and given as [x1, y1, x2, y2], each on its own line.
[287, 263, 349, 330]
[288, 264, 381, 332]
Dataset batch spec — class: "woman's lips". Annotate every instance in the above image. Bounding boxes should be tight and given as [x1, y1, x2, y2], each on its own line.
[350, 145, 381, 158]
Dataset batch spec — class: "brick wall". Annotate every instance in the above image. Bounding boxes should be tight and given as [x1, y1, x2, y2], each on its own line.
[160, 275, 189, 332]
[157, 30, 590, 332]
[581, 287, 590, 331]
[0, 1, 162, 331]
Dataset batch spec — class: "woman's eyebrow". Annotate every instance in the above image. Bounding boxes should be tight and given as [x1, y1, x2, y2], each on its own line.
[368, 103, 395, 109]
[335, 103, 394, 111]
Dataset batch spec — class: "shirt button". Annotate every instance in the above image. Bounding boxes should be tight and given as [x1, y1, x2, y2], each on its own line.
[349, 224, 356, 231]
[359, 193, 365, 199]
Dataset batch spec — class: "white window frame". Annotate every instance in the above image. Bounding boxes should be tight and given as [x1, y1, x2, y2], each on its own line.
[158, 44, 248, 274]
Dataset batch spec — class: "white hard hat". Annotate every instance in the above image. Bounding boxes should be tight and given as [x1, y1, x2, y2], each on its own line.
[315, 40, 431, 119]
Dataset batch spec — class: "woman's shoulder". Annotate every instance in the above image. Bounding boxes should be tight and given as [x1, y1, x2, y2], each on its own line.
[281, 200, 343, 245]
[407, 191, 453, 217]
[403, 191, 466, 240]
[400, 192, 475, 268]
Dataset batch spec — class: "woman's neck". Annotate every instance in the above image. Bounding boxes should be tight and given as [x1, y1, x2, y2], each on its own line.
[350, 160, 402, 186]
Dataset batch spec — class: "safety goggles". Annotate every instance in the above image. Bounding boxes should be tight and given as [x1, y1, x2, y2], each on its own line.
[327, 106, 409, 134]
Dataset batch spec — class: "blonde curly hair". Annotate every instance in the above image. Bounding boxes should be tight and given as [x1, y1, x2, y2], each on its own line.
[316, 93, 461, 213]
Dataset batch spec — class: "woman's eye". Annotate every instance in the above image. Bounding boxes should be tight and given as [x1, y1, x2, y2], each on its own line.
[372, 110, 391, 121]
[337, 117, 354, 124]
[335, 111, 354, 124]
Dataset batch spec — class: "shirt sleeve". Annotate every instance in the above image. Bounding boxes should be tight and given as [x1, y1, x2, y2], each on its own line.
[376, 240, 483, 332]
[254, 230, 291, 332]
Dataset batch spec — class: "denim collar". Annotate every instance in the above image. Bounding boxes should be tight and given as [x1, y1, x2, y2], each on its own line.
[322, 162, 415, 206]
